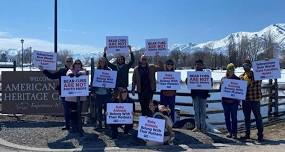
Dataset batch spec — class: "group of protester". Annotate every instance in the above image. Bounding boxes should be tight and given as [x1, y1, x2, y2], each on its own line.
[41, 45, 264, 143]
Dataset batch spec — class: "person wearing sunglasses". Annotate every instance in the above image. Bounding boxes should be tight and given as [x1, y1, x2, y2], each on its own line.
[160, 59, 176, 122]
[107, 87, 135, 139]
[131, 55, 160, 117]
[65, 59, 87, 135]
[240, 59, 263, 142]
[103, 45, 134, 90]
[91, 57, 112, 129]
[41, 56, 73, 131]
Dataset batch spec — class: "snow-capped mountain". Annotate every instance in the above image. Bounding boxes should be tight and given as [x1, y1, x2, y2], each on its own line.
[173, 23, 285, 54]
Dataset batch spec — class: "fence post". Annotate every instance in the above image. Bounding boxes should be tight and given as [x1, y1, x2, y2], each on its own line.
[13, 61, 16, 71]
[89, 58, 95, 122]
[268, 79, 273, 116]
[274, 79, 279, 117]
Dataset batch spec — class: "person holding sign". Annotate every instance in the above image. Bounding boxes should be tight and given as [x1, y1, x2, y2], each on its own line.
[160, 59, 177, 121]
[41, 56, 73, 131]
[65, 59, 87, 135]
[103, 46, 134, 89]
[189, 59, 210, 133]
[239, 59, 264, 142]
[107, 87, 134, 139]
[132, 55, 159, 116]
[146, 100, 175, 145]
[91, 57, 112, 129]
[220, 63, 240, 139]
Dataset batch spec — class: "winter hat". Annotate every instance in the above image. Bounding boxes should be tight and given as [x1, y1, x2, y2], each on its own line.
[226, 63, 235, 72]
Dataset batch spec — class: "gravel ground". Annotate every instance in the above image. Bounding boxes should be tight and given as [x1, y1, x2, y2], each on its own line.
[0, 115, 239, 149]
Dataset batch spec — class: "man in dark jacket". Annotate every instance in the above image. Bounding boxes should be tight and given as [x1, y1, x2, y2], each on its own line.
[41, 56, 73, 130]
[190, 59, 210, 133]
[103, 45, 134, 89]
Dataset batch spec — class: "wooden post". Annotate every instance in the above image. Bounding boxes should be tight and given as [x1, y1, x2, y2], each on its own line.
[13, 61, 16, 71]
[274, 79, 279, 117]
[268, 79, 273, 117]
[77, 96, 83, 136]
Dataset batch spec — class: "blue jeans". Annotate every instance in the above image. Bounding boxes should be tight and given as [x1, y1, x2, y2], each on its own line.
[61, 97, 71, 129]
[242, 101, 264, 138]
[222, 102, 238, 135]
[160, 94, 175, 121]
[95, 94, 110, 127]
[192, 97, 207, 131]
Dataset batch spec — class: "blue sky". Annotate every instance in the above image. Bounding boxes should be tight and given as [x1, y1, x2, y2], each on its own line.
[0, 0, 284, 52]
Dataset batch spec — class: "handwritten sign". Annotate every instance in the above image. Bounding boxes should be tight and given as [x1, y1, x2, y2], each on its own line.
[220, 79, 247, 100]
[106, 36, 129, 55]
[106, 103, 133, 124]
[157, 72, 181, 90]
[252, 59, 281, 80]
[32, 50, 57, 70]
[187, 71, 212, 90]
[61, 76, 89, 97]
[92, 70, 117, 88]
[137, 116, 165, 142]
[145, 38, 169, 56]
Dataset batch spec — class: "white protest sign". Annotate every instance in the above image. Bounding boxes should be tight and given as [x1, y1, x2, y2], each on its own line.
[252, 59, 281, 80]
[137, 116, 165, 142]
[106, 103, 133, 124]
[187, 71, 212, 90]
[157, 72, 181, 90]
[144, 38, 169, 56]
[106, 36, 129, 55]
[32, 50, 57, 70]
[92, 70, 117, 88]
[61, 76, 89, 97]
[220, 79, 248, 100]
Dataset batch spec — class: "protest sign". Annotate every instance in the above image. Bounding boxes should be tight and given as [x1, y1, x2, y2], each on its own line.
[220, 79, 247, 100]
[106, 36, 129, 55]
[92, 70, 117, 88]
[61, 76, 89, 97]
[252, 59, 281, 80]
[137, 116, 165, 142]
[187, 71, 212, 90]
[157, 72, 181, 90]
[106, 103, 133, 124]
[32, 50, 57, 70]
[144, 38, 169, 56]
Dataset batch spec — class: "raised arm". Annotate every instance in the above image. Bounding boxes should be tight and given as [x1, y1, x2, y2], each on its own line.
[103, 47, 117, 70]
[126, 45, 134, 69]
[43, 69, 63, 79]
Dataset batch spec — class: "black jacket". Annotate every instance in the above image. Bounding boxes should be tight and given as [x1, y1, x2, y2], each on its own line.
[43, 66, 69, 95]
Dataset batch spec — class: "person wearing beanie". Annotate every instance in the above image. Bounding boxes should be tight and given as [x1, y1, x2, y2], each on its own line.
[240, 59, 264, 142]
[220, 63, 240, 139]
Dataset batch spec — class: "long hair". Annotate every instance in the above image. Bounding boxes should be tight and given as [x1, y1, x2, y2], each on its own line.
[96, 57, 108, 69]
[72, 59, 83, 69]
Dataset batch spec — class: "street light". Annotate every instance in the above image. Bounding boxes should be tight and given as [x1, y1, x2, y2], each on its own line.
[21, 39, 24, 71]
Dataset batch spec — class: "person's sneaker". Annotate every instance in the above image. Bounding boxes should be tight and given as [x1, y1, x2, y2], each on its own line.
[240, 134, 250, 140]
[226, 133, 232, 138]
[192, 128, 200, 132]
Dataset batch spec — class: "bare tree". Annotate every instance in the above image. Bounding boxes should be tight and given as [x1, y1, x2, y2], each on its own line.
[247, 34, 262, 61]
[57, 49, 73, 65]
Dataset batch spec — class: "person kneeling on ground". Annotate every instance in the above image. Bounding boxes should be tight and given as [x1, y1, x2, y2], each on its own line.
[147, 100, 175, 145]
[107, 87, 135, 139]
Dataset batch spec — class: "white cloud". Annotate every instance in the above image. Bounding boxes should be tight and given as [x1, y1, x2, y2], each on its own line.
[0, 31, 102, 54]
